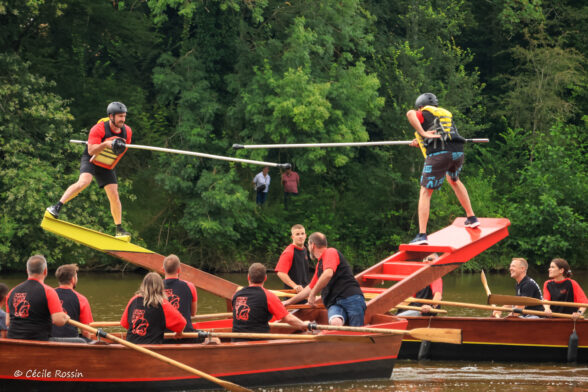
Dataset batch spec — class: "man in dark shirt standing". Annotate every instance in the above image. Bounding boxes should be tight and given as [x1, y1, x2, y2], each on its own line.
[52, 264, 94, 340]
[163, 254, 197, 333]
[275, 224, 310, 294]
[284, 232, 366, 326]
[493, 257, 543, 318]
[6, 255, 69, 340]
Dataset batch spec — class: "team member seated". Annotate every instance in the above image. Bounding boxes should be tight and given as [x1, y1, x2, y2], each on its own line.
[52, 264, 95, 341]
[492, 258, 543, 318]
[543, 258, 587, 320]
[6, 255, 69, 341]
[232, 263, 309, 341]
[121, 272, 186, 344]
[397, 254, 442, 317]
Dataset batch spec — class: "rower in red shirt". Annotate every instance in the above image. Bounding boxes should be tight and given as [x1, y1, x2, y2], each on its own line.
[232, 263, 309, 341]
[46, 102, 133, 239]
[6, 255, 69, 341]
[52, 264, 94, 341]
[543, 258, 587, 320]
[121, 272, 186, 344]
[275, 224, 310, 294]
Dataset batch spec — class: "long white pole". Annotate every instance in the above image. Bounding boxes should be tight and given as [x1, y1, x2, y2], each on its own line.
[232, 138, 489, 150]
[70, 140, 291, 168]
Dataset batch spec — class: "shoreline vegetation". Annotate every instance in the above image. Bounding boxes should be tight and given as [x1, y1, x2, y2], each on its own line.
[1, 1, 585, 273]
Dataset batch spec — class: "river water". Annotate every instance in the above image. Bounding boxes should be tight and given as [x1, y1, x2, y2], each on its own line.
[2, 270, 587, 391]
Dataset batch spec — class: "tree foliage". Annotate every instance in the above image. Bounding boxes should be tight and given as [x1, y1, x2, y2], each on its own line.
[0, 0, 586, 271]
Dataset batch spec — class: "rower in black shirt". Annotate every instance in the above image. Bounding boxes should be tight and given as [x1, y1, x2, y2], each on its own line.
[493, 258, 543, 318]
[6, 255, 69, 341]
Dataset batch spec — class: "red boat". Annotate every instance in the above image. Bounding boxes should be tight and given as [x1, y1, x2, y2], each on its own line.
[0, 215, 510, 390]
[0, 313, 405, 391]
[399, 316, 587, 363]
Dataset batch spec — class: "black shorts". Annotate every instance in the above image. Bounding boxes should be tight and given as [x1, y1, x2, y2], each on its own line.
[80, 155, 118, 188]
[420, 151, 464, 190]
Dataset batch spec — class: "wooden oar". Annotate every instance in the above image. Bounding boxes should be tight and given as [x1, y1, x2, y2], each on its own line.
[488, 294, 588, 309]
[271, 323, 462, 344]
[68, 319, 252, 392]
[480, 270, 492, 296]
[164, 331, 373, 343]
[405, 297, 581, 320]
[393, 304, 447, 314]
[192, 312, 232, 321]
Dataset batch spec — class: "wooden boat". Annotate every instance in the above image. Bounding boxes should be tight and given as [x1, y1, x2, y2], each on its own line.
[0, 314, 405, 391]
[399, 316, 587, 363]
[0, 214, 509, 390]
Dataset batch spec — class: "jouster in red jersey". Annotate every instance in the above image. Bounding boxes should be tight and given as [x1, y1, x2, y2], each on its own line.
[543, 258, 587, 320]
[231, 263, 309, 341]
[284, 232, 366, 326]
[162, 254, 197, 333]
[6, 255, 69, 341]
[121, 272, 186, 344]
[46, 101, 133, 239]
[51, 264, 94, 340]
[275, 224, 310, 294]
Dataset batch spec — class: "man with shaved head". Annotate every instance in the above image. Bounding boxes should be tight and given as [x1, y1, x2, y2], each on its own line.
[493, 257, 543, 318]
[6, 255, 69, 340]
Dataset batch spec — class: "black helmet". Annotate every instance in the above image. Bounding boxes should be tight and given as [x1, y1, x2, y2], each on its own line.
[107, 101, 127, 115]
[415, 93, 438, 108]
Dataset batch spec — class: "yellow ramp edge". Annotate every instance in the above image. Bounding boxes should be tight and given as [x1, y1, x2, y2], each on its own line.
[40, 211, 153, 254]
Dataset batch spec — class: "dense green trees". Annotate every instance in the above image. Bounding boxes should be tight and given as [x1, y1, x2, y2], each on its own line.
[0, 0, 585, 272]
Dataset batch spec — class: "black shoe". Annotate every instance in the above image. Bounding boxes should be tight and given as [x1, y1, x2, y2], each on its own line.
[464, 216, 480, 228]
[115, 227, 131, 238]
[46, 204, 60, 218]
[410, 233, 428, 245]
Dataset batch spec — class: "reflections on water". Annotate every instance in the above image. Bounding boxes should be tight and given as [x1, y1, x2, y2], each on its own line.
[258, 363, 588, 391]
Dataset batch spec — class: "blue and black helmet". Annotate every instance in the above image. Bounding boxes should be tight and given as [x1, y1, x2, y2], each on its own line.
[106, 101, 127, 115]
[415, 93, 438, 108]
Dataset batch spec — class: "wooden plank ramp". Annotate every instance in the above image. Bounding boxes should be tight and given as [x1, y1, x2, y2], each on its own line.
[40, 211, 239, 300]
[358, 217, 511, 321]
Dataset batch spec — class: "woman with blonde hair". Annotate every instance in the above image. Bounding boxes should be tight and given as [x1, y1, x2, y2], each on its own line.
[121, 272, 185, 344]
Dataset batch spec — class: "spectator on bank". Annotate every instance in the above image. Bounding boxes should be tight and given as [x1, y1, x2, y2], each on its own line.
[253, 166, 270, 206]
[281, 167, 300, 209]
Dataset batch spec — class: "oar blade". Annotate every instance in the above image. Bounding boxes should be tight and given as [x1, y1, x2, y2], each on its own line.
[488, 294, 541, 307]
[408, 328, 462, 344]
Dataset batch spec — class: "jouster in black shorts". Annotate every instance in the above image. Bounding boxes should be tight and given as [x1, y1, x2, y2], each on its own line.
[420, 151, 464, 190]
[80, 155, 118, 188]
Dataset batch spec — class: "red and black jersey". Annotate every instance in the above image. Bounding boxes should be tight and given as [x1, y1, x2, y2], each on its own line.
[275, 244, 310, 288]
[52, 287, 94, 338]
[232, 286, 288, 334]
[7, 278, 63, 341]
[543, 278, 588, 314]
[82, 120, 132, 160]
[164, 278, 197, 332]
[309, 248, 364, 308]
[120, 295, 186, 344]
[408, 278, 443, 308]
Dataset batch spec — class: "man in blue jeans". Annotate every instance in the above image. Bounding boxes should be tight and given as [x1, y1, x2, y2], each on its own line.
[283, 232, 366, 326]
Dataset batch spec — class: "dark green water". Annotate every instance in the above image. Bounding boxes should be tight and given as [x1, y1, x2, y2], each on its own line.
[2, 270, 587, 391]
